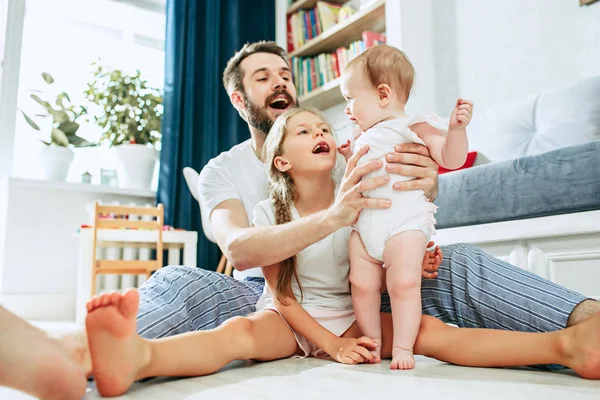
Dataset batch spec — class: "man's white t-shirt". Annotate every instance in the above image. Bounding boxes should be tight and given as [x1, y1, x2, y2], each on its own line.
[198, 139, 268, 280]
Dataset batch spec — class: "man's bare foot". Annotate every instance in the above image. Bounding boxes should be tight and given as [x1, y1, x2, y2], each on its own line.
[86, 289, 151, 397]
[0, 306, 87, 400]
[391, 347, 415, 370]
[56, 330, 92, 378]
[563, 312, 600, 379]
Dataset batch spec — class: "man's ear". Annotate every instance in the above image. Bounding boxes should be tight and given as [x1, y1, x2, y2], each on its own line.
[231, 90, 246, 112]
[274, 156, 291, 172]
[377, 84, 392, 106]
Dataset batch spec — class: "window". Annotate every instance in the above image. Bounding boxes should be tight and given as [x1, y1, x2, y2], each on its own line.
[12, 0, 166, 185]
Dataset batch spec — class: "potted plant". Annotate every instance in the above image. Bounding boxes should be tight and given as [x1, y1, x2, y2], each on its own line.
[85, 63, 163, 190]
[21, 72, 94, 181]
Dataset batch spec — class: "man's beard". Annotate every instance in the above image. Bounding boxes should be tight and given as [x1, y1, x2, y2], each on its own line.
[243, 89, 296, 135]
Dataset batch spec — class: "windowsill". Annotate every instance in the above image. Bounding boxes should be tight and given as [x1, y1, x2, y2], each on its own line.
[4, 177, 157, 197]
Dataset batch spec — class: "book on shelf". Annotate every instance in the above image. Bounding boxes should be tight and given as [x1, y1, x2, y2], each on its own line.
[287, 1, 345, 53]
[292, 31, 386, 98]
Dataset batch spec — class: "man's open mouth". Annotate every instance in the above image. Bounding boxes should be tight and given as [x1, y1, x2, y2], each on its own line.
[267, 92, 293, 111]
[312, 141, 330, 154]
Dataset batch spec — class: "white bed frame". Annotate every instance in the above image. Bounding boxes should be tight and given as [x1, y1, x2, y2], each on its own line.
[434, 210, 600, 300]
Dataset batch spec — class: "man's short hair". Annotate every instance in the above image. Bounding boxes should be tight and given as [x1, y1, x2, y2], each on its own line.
[222, 41, 288, 95]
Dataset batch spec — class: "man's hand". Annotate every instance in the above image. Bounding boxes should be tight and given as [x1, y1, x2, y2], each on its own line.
[422, 242, 442, 279]
[386, 143, 439, 201]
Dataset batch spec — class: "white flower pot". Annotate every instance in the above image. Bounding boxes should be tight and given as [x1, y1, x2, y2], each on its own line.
[112, 144, 158, 190]
[37, 145, 74, 181]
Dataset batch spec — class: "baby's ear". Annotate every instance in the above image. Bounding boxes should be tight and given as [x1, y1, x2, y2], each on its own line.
[377, 84, 392, 105]
[274, 156, 291, 172]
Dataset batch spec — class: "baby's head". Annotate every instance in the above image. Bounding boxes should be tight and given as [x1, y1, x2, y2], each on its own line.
[341, 44, 415, 131]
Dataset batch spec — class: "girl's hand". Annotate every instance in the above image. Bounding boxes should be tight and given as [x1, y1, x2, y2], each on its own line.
[450, 98, 474, 129]
[326, 145, 391, 227]
[326, 336, 378, 365]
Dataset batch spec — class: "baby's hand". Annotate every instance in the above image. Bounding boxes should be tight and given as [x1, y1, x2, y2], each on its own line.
[449, 98, 473, 129]
[337, 139, 353, 161]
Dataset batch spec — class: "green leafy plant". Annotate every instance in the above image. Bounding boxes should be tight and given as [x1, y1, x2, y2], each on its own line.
[84, 63, 163, 147]
[21, 72, 94, 147]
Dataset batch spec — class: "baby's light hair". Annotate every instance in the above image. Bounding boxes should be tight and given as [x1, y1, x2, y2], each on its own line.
[345, 44, 415, 103]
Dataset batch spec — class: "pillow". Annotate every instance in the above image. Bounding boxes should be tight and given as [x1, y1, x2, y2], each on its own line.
[438, 151, 478, 174]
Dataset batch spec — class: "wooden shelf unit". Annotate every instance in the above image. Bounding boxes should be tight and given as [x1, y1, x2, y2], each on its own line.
[288, 0, 385, 58]
[298, 76, 343, 109]
[287, 0, 349, 15]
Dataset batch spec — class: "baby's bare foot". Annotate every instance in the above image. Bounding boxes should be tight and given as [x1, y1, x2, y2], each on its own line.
[391, 347, 415, 370]
[86, 289, 151, 397]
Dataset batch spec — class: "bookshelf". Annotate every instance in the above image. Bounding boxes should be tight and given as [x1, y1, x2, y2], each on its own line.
[298, 76, 343, 110]
[287, 0, 348, 16]
[289, 0, 386, 58]
[279, 0, 391, 110]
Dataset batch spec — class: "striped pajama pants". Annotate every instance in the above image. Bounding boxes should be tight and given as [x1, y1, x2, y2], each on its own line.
[136, 244, 585, 369]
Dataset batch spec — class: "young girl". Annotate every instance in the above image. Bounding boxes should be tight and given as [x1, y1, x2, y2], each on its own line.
[84, 108, 600, 397]
[337, 44, 472, 369]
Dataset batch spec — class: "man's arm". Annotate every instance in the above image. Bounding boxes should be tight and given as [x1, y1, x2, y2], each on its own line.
[211, 199, 339, 271]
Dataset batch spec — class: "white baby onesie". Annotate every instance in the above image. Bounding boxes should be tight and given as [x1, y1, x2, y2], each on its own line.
[353, 114, 447, 261]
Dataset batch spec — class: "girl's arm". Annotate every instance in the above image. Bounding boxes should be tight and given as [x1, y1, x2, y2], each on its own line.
[410, 99, 473, 170]
[261, 265, 376, 364]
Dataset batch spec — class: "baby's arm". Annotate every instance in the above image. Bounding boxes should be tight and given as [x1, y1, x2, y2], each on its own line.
[337, 139, 353, 162]
[410, 99, 473, 170]
[262, 264, 376, 364]
[337, 128, 363, 162]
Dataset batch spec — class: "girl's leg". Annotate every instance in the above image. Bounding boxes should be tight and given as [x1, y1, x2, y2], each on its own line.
[349, 231, 385, 362]
[86, 290, 297, 397]
[384, 231, 427, 370]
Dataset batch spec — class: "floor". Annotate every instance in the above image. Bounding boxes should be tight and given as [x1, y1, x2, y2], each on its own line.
[3, 356, 600, 400]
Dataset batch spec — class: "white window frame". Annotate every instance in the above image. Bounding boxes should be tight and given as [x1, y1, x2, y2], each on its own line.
[0, 0, 25, 180]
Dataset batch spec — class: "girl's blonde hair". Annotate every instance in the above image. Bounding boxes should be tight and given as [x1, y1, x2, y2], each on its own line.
[262, 107, 337, 305]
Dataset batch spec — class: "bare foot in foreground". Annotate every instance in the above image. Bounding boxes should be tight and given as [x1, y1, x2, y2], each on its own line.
[86, 289, 150, 397]
[390, 347, 415, 370]
[563, 312, 600, 379]
[0, 306, 87, 400]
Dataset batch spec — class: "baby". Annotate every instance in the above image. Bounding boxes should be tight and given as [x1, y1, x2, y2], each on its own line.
[338, 44, 473, 370]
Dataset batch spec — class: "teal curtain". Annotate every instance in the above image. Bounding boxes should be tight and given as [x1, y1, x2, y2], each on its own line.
[158, 0, 276, 270]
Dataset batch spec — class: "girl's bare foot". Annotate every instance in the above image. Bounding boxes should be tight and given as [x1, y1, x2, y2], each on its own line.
[563, 312, 600, 379]
[391, 347, 415, 370]
[0, 306, 87, 400]
[86, 289, 151, 397]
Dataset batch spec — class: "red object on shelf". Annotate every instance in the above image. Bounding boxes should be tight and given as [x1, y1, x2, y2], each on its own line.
[438, 151, 478, 174]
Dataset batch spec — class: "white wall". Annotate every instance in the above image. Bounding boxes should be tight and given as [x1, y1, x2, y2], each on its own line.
[435, 0, 600, 113]
[0, 179, 155, 320]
